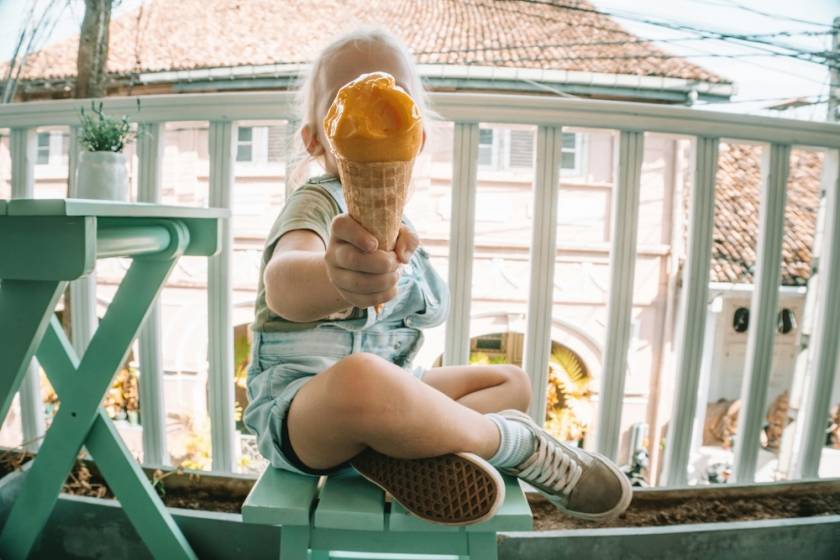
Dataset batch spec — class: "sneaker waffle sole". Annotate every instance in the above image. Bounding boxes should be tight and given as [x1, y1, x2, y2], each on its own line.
[350, 449, 505, 526]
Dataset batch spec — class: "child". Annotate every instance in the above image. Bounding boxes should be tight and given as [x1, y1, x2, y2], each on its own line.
[245, 28, 632, 525]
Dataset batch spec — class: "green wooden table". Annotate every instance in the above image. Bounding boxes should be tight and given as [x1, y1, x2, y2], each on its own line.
[0, 199, 228, 560]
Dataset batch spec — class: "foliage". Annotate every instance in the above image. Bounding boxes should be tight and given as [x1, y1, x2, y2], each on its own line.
[39, 364, 139, 424]
[103, 367, 140, 422]
[469, 352, 508, 366]
[78, 101, 134, 152]
[544, 346, 592, 444]
[179, 426, 212, 471]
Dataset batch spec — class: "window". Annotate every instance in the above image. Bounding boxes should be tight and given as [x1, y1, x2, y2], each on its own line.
[478, 128, 494, 167]
[36, 132, 50, 165]
[477, 128, 581, 175]
[509, 130, 534, 168]
[560, 132, 582, 176]
[778, 308, 796, 334]
[236, 127, 253, 162]
[237, 125, 287, 164]
[733, 307, 750, 333]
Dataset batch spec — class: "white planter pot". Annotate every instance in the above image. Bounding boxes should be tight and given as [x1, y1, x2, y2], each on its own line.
[75, 151, 129, 201]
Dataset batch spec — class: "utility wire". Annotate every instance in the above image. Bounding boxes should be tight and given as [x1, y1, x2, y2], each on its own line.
[413, 33, 829, 58]
[484, 0, 837, 68]
[709, 0, 834, 29]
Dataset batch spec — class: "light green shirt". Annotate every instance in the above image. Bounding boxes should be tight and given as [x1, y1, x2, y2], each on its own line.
[252, 175, 366, 332]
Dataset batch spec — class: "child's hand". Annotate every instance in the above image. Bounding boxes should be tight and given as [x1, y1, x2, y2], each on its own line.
[325, 215, 418, 308]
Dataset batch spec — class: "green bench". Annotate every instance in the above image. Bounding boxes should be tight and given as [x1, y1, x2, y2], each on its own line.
[242, 467, 533, 559]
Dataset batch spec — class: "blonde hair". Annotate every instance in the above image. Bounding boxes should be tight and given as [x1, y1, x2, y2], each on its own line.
[289, 27, 432, 187]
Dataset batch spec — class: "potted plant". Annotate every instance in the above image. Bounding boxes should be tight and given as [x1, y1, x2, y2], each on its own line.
[75, 102, 134, 201]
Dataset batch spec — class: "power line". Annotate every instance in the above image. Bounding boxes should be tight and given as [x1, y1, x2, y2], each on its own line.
[690, 0, 831, 29]
[461, 51, 836, 65]
[487, 0, 837, 68]
[413, 33, 829, 58]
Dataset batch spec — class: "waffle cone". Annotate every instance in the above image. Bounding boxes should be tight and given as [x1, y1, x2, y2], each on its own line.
[336, 157, 414, 252]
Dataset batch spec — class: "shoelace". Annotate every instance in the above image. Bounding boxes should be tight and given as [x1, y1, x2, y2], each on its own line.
[517, 432, 583, 497]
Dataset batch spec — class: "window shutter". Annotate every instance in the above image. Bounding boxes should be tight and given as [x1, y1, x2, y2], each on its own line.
[509, 130, 534, 168]
[267, 124, 287, 162]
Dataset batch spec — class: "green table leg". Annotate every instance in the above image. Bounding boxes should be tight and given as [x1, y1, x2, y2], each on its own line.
[37, 316, 197, 559]
[468, 533, 498, 560]
[0, 256, 183, 559]
[281, 526, 309, 560]
[0, 279, 64, 423]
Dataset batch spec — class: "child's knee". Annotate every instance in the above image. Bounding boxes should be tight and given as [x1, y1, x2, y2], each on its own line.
[499, 365, 532, 410]
[325, 352, 407, 417]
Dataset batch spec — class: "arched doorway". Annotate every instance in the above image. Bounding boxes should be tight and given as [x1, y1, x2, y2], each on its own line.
[545, 343, 593, 446]
[434, 332, 594, 444]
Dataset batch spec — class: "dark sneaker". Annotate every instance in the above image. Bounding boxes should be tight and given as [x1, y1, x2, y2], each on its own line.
[351, 448, 505, 526]
[498, 409, 632, 520]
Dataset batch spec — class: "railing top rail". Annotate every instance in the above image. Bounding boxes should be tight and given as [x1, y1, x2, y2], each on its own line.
[0, 91, 838, 149]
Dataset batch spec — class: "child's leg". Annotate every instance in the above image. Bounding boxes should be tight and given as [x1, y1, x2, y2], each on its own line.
[287, 352, 503, 471]
[420, 364, 532, 414]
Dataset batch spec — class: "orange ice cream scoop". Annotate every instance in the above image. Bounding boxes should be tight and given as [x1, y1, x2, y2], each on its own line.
[324, 72, 423, 162]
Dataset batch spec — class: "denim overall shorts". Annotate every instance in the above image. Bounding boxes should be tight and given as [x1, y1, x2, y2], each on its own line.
[243, 176, 449, 475]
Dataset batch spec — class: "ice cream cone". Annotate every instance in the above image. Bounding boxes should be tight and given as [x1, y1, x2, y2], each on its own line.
[337, 157, 413, 251]
[336, 156, 414, 315]
[324, 71, 423, 317]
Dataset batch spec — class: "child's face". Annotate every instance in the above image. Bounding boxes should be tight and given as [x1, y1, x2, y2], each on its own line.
[308, 44, 417, 174]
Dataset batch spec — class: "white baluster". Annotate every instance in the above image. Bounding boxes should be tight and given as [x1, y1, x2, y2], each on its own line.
[137, 122, 169, 466]
[443, 123, 479, 366]
[68, 125, 99, 356]
[595, 130, 645, 461]
[208, 120, 237, 472]
[523, 126, 562, 423]
[793, 149, 840, 479]
[10, 127, 45, 452]
[733, 143, 790, 482]
[661, 136, 719, 486]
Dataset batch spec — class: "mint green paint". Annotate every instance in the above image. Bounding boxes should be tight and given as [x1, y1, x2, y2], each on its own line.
[0, 217, 95, 280]
[95, 225, 172, 258]
[7, 199, 226, 257]
[242, 467, 318, 526]
[314, 472, 385, 531]
[0, 203, 224, 559]
[0, 280, 65, 422]
[243, 467, 532, 558]
[37, 318, 196, 559]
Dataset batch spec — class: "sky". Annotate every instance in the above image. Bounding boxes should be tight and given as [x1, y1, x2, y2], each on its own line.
[0, 0, 837, 121]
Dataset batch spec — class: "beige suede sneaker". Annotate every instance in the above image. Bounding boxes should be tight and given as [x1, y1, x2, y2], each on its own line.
[497, 409, 632, 520]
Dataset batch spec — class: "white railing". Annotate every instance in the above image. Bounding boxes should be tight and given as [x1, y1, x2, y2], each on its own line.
[1, 91, 839, 485]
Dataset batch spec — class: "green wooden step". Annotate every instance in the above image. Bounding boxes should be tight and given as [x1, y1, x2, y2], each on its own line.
[242, 468, 318, 526]
[314, 472, 385, 531]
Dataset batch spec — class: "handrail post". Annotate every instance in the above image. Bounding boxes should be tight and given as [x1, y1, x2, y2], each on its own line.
[208, 120, 237, 472]
[9, 127, 45, 452]
[444, 123, 479, 366]
[733, 143, 790, 482]
[137, 122, 169, 466]
[595, 130, 644, 461]
[660, 136, 719, 486]
[67, 125, 99, 359]
[793, 148, 840, 478]
[523, 126, 562, 423]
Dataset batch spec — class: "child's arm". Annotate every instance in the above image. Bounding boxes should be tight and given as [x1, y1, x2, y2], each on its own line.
[264, 214, 418, 323]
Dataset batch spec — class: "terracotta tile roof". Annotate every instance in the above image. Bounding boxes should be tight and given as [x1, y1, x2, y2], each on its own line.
[11, 0, 726, 84]
[709, 144, 822, 286]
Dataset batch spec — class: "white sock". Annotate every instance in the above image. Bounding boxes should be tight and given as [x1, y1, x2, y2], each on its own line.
[486, 413, 535, 468]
